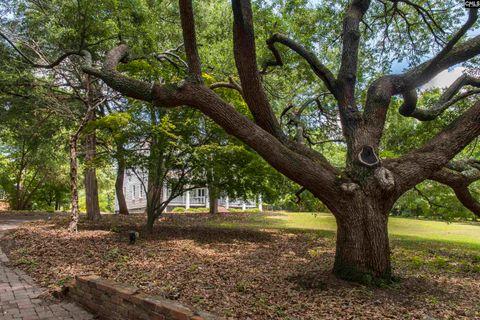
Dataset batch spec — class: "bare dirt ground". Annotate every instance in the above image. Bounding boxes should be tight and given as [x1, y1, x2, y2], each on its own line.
[1, 212, 479, 319]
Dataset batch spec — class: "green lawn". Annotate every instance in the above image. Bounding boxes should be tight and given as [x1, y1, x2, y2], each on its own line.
[208, 212, 480, 251]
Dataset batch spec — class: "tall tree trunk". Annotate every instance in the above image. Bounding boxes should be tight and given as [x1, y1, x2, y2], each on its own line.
[68, 135, 80, 232]
[144, 107, 166, 232]
[54, 196, 60, 211]
[115, 158, 129, 215]
[14, 186, 23, 210]
[145, 135, 164, 233]
[332, 198, 392, 283]
[84, 105, 101, 220]
[14, 146, 27, 211]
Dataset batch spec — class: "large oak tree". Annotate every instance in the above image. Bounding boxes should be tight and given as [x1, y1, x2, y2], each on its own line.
[4, 0, 480, 283]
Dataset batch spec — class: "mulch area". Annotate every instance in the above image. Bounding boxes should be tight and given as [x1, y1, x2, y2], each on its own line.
[1, 213, 479, 319]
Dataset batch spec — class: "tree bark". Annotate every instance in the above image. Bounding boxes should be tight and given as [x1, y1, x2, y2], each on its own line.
[145, 210, 157, 234]
[145, 142, 164, 233]
[145, 184, 163, 233]
[84, 104, 101, 220]
[115, 157, 129, 215]
[332, 198, 392, 283]
[209, 188, 218, 214]
[54, 196, 60, 211]
[68, 135, 80, 232]
[145, 107, 166, 232]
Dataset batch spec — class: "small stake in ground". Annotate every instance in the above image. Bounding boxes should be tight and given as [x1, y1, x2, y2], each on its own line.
[129, 231, 139, 245]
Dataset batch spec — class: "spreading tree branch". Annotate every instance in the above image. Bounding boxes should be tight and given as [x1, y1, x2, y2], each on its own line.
[362, 9, 480, 151]
[231, 0, 282, 137]
[413, 186, 448, 209]
[178, 0, 202, 80]
[265, 33, 338, 98]
[0, 30, 81, 68]
[429, 164, 480, 217]
[399, 74, 480, 121]
[383, 0, 447, 46]
[399, 11, 480, 92]
[384, 101, 480, 193]
[80, 44, 340, 202]
[210, 76, 243, 96]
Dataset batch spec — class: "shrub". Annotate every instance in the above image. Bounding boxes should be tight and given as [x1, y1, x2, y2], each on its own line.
[186, 208, 208, 213]
[229, 208, 261, 213]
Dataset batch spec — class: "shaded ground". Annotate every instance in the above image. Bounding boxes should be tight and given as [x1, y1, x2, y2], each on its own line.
[0, 214, 93, 320]
[0, 213, 50, 232]
[1, 212, 480, 319]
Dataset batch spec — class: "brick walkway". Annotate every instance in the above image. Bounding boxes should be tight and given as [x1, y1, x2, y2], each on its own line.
[0, 216, 94, 320]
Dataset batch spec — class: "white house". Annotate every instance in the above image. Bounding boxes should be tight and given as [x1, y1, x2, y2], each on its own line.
[114, 169, 262, 213]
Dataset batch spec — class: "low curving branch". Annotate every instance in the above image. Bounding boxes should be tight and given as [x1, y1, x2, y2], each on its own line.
[399, 74, 480, 121]
[429, 163, 480, 217]
[81, 45, 155, 102]
[384, 100, 480, 194]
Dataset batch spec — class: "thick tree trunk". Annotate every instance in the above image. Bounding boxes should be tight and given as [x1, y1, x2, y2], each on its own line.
[209, 187, 218, 214]
[332, 199, 392, 284]
[209, 197, 218, 214]
[115, 159, 129, 215]
[84, 106, 101, 221]
[68, 135, 80, 232]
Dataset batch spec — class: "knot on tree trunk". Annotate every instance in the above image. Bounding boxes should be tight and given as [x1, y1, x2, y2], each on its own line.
[341, 182, 360, 194]
[374, 167, 395, 191]
[358, 145, 379, 167]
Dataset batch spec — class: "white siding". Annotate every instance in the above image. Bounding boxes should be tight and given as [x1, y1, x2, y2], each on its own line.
[114, 168, 259, 212]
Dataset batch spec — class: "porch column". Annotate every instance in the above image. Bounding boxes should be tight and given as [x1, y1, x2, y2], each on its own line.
[162, 185, 167, 202]
[225, 196, 229, 209]
[242, 201, 246, 211]
[185, 191, 190, 210]
[258, 195, 263, 212]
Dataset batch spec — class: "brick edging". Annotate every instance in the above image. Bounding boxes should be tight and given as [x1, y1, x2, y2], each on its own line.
[68, 275, 219, 320]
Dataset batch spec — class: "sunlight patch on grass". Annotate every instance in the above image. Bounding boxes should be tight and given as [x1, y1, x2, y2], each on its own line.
[208, 212, 480, 250]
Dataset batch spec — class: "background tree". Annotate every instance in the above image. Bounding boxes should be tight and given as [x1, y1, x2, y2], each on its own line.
[94, 108, 134, 215]
[129, 106, 209, 232]
[0, 60, 72, 210]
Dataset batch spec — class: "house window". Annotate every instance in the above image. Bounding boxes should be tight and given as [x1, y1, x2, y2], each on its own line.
[132, 185, 136, 199]
[194, 188, 205, 197]
[140, 187, 144, 198]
